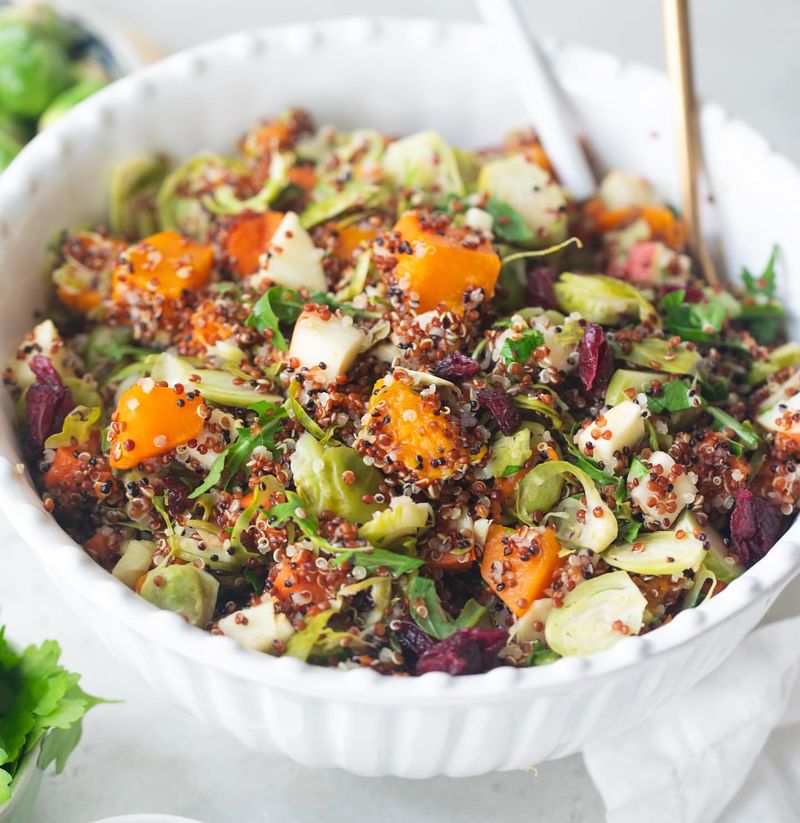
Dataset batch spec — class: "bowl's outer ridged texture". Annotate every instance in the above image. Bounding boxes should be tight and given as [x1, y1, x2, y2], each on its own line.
[0, 19, 799, 777]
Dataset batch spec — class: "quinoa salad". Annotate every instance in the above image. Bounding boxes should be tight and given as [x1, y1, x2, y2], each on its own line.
[5, 108, 796, 676]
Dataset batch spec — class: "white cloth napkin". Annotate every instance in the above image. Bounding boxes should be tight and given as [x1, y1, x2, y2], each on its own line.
[583, 615, 800, 823]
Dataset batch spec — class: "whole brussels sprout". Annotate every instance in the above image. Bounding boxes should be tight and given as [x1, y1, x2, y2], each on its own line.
[0, 20, 71, 118]
[139, 563, 219, 627]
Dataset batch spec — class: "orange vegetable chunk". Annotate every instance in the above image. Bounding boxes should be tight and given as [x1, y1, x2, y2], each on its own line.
[112, 230, 214, 302]
[481, 524, 563, 616]
[362, 376, 485, 484]
[286, 165, 317, 194]
[271, 548, 329, 606]
[109, 382, 205, 470]
[390, 211, 500, 313]
[224, 211, 284, 276]
[332, 223, 377, 262]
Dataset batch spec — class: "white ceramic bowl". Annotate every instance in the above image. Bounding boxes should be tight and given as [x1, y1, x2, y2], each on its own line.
[1, 18, 799, 778]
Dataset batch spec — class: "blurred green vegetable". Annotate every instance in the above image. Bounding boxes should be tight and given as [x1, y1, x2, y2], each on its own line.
[157, 153, 246, 239]
[0, 126, 24, 171]
[44, 404, 101, 448]
[0, 19, 71, 118]
[38, 77, 105, 129]
[555, 273, 657, 325]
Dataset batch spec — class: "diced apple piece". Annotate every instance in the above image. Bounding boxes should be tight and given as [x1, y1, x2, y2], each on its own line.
[574, 399, 645, 470]
[255, 211, 326, 292]
[289, 308, 368, 382]
[478, 154, 567, 247]
[756, 371, 800, 438]
[217, 599, 295, 653]
[629, 450, 697, 528]
[598, 170, 661, 211]
[6, 319, 75, 390]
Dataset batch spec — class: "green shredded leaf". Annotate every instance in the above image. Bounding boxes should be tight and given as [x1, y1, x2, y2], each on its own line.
[706, 407, 760, 451]
[44, 405, 102, 449]
[499, 328, 545, 366]
[484, 196, 535, 244]
[408, 577, 488, 641]
[660, 290, 726, 343]
[246, 284, 380, 348]
[189, 401, 287, 499]
[501, 236, 583, 266]
[739, 247, 784, 344]
[266, 490, 351, 554]
[645, 380, 701, 415]
[616, 520, 643, 544]
[285, 609, 337, 661]
[331, 548, 423, 577]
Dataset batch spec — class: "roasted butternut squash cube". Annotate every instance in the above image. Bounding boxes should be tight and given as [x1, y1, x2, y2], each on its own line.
[389, 211, 500, 313]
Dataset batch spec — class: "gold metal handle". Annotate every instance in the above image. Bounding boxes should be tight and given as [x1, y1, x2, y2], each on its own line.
[662, 0, 720, 286]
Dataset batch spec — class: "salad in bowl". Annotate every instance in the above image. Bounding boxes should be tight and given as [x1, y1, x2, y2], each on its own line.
[4, 107, 795, 677]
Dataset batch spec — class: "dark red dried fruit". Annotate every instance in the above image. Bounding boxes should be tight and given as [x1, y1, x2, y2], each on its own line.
[730, 487, 784, 566]
[477, 388, 521, 435]
[526, 266, 559, 310]
[393, 619, 435, 667]
[416, 628, 508, 676]
[26, 355, 75, 447]
[660, 283, 704, 303]
[434, 352, 481, 382]
[162, 477, 190, 516]
[578, 322, 614, 393]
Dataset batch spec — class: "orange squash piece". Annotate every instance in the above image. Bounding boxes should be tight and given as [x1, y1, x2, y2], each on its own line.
[640, 205, 686, 249]
[423, 545, 476, 573]
[224, 211, 284, 276]
[189, 299, 235, 349]
[583, 199, 686, 250]
[109, 383, 205, 470]
[362, 377, 485, 484]
[287, 165, 317, 194]
[390, 211, 501, 313]
[332, 223, 377, 262]
[271, 548, 329, 606]
[481, 524, 563, 616]
[112, 230, 214, 302]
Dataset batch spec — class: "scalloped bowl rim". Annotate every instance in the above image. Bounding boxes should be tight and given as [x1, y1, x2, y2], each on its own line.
[0, 17, 799, 706]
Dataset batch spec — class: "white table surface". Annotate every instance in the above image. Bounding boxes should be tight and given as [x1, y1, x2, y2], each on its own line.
[0, 514, 605, 822]
[2, 1, 799, 820]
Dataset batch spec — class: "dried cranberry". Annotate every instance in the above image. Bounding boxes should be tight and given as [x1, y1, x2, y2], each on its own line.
[660, 283, 704, 303]
[730, 487, 784, 566]
[393, 619, 435, 667]
[578, 323, 614, 393]
[434, 352, 481, 382]
[477, 388, 521, 435]
[416, 628, 508, 676]
[161, 477, 190, 516]
[526, 266, 559, 310]
[25, 355, 75, 447]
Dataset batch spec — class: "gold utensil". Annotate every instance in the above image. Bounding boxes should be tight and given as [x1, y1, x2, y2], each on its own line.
[662, 0, 720, 286]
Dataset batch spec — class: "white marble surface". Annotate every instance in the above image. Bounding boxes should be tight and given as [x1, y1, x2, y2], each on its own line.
[2, 1, 799, 820]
